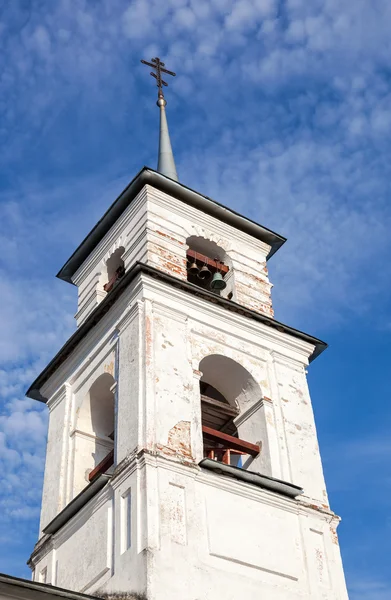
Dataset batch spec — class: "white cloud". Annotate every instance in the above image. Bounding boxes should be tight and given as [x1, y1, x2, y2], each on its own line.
[349, 579, 391, 600]
[0, 0, 390, 585]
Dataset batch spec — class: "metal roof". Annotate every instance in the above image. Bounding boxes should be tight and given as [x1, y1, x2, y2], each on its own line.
[56, 167, 286, 284]
[43, 474, 111, 536]
[200, 459, 303, 498]
[0, 573, 99, 600]
[27, 262, 327, 402]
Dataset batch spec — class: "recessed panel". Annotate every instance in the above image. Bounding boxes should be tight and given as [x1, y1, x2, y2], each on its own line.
[205, 486, 301, 582]
[55, 496, 112, 592]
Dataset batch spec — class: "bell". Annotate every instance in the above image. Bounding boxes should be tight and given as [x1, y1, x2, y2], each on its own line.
[210, 272, 227, 291]
[198, 264, 212, 280]
[188, 260, 199, 275]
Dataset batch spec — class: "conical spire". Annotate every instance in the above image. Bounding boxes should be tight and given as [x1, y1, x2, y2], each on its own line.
[141, 56, 179, 181]
[157, 96, 178, 181]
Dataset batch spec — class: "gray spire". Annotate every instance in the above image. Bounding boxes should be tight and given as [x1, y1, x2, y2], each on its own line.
[141, 56, 179, 181]
[157, 96, 178, 181]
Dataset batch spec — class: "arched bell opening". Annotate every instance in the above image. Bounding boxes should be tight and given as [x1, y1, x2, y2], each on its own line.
[73, 373, 116, 496]
[200, 380, 243, 467]
[103, 246, 125, 293]
[186, 236, 234, 299]
[199, 355, 262, 469]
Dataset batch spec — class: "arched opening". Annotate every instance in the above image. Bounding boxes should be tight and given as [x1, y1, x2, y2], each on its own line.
[73, 373, 116, 496]
[103, 246, 125, 293]
[186, 237, 234, 299]
[199, 355, 262, 469]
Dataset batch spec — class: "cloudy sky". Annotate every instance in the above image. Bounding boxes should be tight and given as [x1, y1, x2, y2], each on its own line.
[1, 0, 391, 596]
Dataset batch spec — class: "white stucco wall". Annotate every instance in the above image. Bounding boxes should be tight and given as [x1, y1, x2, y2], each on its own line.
[31, 273, 348, 599]
[31, 456, 347, 600]
[72, 183, 274, 326]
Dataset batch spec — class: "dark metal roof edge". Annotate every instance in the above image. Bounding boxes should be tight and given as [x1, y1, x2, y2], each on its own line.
[56, 167, 148, 283]
[42, 474, 111, 536]
[27, 263, 327, 401]
[56, 167, 286, 283]
[142, 169, 286, 258]
[200, 458, 303, 498]
[0, 573, 99, 600]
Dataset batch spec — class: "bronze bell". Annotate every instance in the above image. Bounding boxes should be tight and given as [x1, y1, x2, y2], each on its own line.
[210, 271, 227, 290]
[198, 264, 212, 280]
[188, 260, 199, 274]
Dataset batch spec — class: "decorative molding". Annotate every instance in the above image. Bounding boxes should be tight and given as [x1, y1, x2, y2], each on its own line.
[28, 534, 54, 567]
[53, 486, 112, 547]
[102, 236, 124, 264]
[80, 567, 110, 594]
[147, 225, 187, 251]
[115, 298, 142, 333]
[146, 186, 271, 255]
[270, 351, 308, 372]
[47, 383, 70, 412]
[140, 275, 316, 362]
[191, 327, 269, 364]
[208, 551, 298, 582]
[72, 189, 148, 286]
[152, 301, 189, 324]
[137, 451, 335, 523]
[122, 228, 149, 264]
[70, 429, 114, 449]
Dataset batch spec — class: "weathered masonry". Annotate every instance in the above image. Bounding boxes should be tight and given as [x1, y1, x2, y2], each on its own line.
[26, 163, 349, 600]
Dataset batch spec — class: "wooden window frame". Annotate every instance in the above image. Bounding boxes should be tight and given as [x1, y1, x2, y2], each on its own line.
[88, 449, 114, 482]
[202, 425, 260, 457]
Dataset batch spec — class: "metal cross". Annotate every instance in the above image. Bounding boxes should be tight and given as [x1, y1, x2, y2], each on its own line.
[140, 57, 176, 99]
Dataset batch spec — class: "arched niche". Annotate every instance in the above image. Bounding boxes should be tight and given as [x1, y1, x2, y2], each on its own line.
[199, 354, 271, 474]
[98, 246, 125, 295]
[186, 236, 235, 299]
[73, 373, 116, 496]
[78, 373, 115, 438]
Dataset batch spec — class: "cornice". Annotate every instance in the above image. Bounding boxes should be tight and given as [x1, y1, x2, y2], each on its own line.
[47, 383, 70, 412]
[57, 167, 286, 284]
[72, 189, 148, 286]
[191, 326, 270, 364]
[115, 298, 142, 333]
[27, 264, 327, 401]
[28, 534, 54, 567]
[146, 185, 272, 256]
[270, 351, 307, 372]
[144, 276, 315, 363]
[151, 300, 189, 324]
[42, 283, 144, 399]
[53, 485, 112, 548]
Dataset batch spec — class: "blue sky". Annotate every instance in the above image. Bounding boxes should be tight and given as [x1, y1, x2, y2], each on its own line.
[0, 0, 391, 597]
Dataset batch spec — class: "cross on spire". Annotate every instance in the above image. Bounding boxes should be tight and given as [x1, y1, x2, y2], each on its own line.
[140, 57, 176, 100]
[140, 56, 178, 182]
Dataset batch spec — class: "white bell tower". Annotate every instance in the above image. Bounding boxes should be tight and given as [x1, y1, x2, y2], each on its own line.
[27, 59, 348, 600]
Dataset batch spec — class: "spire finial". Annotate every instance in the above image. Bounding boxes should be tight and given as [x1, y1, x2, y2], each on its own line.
[141, 56, 178, 181]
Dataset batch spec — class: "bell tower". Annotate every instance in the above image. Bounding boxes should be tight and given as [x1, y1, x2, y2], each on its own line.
[27, 60, 348, 599]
